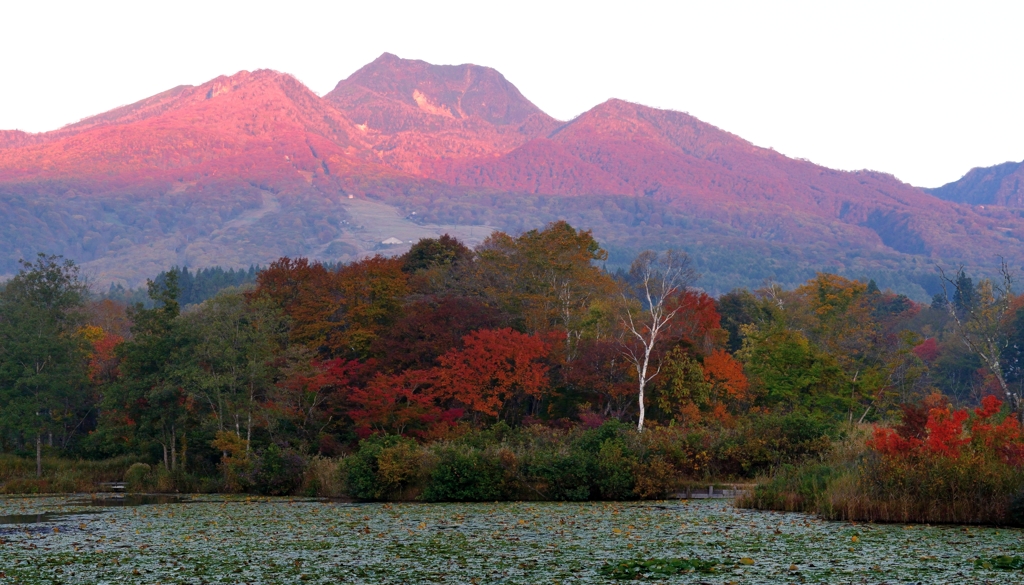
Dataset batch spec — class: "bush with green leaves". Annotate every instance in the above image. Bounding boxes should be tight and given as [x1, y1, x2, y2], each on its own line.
[243, 444, 306, 496]
[124, 462, 152, 492]
[594, 439, 637, 499]
[343, 435, 423, 501]
[421, 445, 505, 502]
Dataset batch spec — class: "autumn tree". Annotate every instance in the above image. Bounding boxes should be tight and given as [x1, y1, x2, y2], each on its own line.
[619, 249, 698, 431]
[472, 221, 616, 358]
[738, 320, 847, 413]
[939, 265, 1021, 421]
[254, 256, 409, 358]
[716, 289, 769, 352]
[657, 347, 750, 426]
[251, 258, 341, 352]
[563, 338, 636, 420]
[371, 296, 502, 371]
[333, 256, 410, 357]
[435, 328, 551, 422]
[270, 357, 374, 452]
[348, 370, 453, 439]
[777, 274, 925, 422]
[402, 234, 471, 272]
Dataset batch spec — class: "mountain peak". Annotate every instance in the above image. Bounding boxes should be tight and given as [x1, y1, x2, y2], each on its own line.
[323, 54, 560, 172]
[327, 53, 552, 127]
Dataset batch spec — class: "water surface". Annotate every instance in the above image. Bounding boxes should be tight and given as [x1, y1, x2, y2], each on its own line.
[0, 496, 1020, 583]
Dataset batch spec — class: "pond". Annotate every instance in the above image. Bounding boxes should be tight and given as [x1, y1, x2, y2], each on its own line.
[0, 496, 1021, 583]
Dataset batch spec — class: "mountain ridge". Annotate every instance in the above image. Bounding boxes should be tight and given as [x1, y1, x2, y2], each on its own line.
[927, 160, 1024, 207]
[1, 53, 1020, 297]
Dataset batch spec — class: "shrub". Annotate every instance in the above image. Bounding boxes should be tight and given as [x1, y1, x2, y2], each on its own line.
[713, 412, 837, 477]
[739, 463, 844, 512]
[0, 478, 50, 494]
[632, 455, 677, 499]
[124, 463, 152, 492]
[1010, 490, 1024, 527]
[594, 439, 636, 499]
[825, 449, 1023, 524]
[343, 435, 424, 500]
[244, 444, 306, 496]
[0, 454, 140, 493]
[837, 397, 1024, 524]
[421, 445, 504, 502]
[745, 398, 1024, 524]
[521, 447, 593, 501]
[153, 467, 176, 493]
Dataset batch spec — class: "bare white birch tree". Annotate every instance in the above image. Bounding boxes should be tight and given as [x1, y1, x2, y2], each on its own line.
[939, 262, 1022, 422]
[620, 250, 698, 431]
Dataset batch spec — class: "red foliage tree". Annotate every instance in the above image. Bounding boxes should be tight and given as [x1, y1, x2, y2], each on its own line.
[435, 328, 551, 420]
[270, 358, 373, 449]
[924, 408, 971, 458]
[564, 338, 636, 420]
[912, 337, 940, 362]
[868, 396, 1024, 464]
[88, 332, 123, 385]
[348, 370, 459, 439]
[669, 290, 723, 353]
[371, 296, 502, 371]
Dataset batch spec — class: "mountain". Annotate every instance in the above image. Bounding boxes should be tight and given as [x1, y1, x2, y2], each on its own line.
[927, 160, 1024, 207]
[324, 53, 560, 174]
[2, 53, 1021, 297]
[417, 99, 1024, 290]
[0, 70, 418, 284]
[0, 69, 378, 186]
[0, 130, 35, 149]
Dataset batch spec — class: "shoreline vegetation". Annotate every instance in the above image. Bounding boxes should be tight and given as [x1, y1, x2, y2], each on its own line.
[2, 222, 1023, 526]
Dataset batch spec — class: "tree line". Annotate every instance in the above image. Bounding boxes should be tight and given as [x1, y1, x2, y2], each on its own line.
[1, 221, 1021, 490]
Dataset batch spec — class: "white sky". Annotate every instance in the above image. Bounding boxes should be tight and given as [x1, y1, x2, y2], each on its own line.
[1, 0, 1021, 188]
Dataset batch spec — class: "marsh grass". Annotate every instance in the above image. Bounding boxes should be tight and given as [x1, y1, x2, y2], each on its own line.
[739, 424, 1024, 525]
[0, 454, 139, 494]
[302, 455, 345, 497]
[821, 454, 1023, 524]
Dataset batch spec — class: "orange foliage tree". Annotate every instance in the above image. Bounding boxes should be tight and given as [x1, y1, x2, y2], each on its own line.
[252, 258, 342, 351]
[253, 256, 408, 358]
[435, 328, 551, 421]
[701, 349, 751, 423]
[333, 256, 409, 357]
